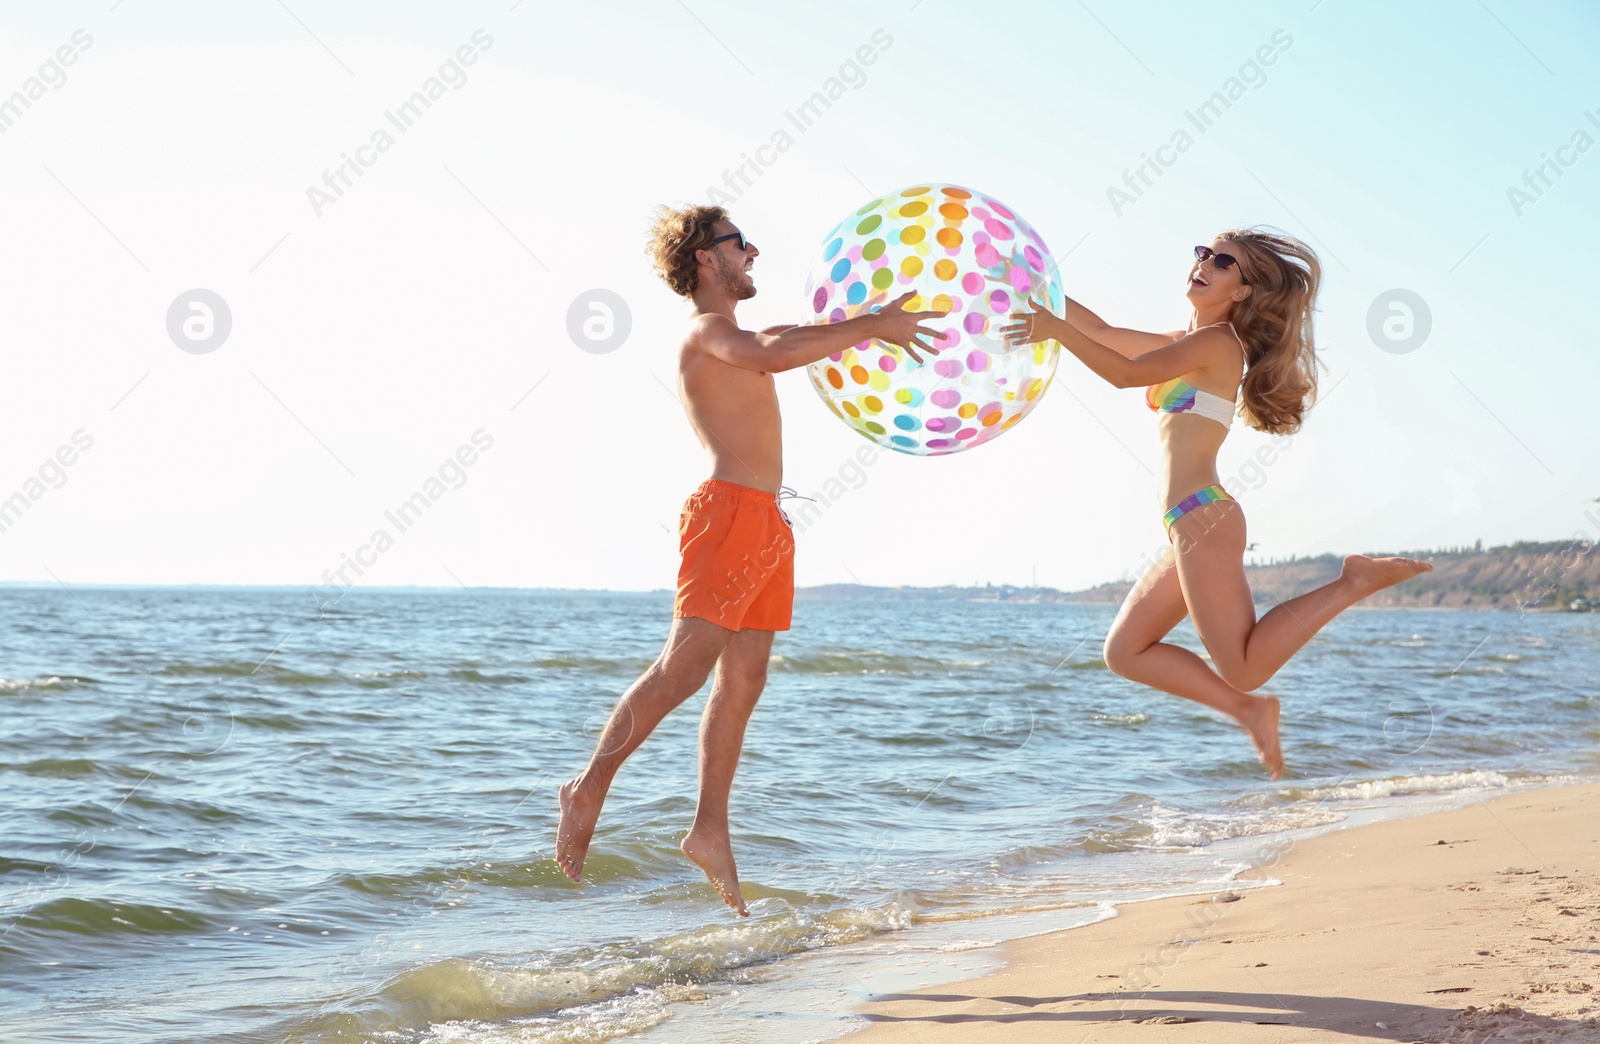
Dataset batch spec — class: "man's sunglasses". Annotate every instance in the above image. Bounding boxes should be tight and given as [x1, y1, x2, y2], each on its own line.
[1194, 244, 1242, 271]
[709, 231, 752, 251]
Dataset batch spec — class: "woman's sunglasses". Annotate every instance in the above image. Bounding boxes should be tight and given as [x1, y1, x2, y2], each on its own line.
[1194, 244, 1241, 271]
[710, 231, 752, 251]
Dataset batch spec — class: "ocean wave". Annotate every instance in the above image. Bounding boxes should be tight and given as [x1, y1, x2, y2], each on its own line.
[0, 855, 57, 876]
[332, 843, 688, 897]
[0, 675, 92, 693]
[231, 712, 308, 731]
[448, 669, 531, 685]
[154, 661, 537, 689]
[407, 905, 1097, 1043]
[118, 793, 248, 824]
[291, 902, 914, 1043]
[7, 756, 97, 778]
[1090, 712, 1150, 726]
[1081, 802, 1346, 853]
[1144, 804, 1344, 849]
[3, 757, 154, 780]
[532, 656, 647, 673]
[43, 796, 178, 829]
[1237, 768, 1563, 808]
[10, 895, 213, 937]
[911, 897, 1116, 927]
[1431, 664, 1509, 678]
[871, 734, 950, 747]
[350, 669, 428, 688]
[416, 989, 679, 1043]
[769, 651, 952, 675]
[158, 661, 340, 685]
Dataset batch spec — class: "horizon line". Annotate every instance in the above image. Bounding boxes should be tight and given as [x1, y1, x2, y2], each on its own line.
[0, 534, 1575, 596]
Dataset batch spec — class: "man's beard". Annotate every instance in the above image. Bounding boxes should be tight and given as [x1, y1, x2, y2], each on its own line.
[715, 254, 757, 300]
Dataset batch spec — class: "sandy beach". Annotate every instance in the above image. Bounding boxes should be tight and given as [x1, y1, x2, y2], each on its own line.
[852, 783, 1600, 1042]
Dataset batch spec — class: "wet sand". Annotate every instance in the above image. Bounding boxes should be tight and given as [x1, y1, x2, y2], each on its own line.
[852, 783, 1600, 1042]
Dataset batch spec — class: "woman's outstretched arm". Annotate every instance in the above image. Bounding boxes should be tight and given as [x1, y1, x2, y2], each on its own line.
[1058, 295, 1183, 358]
[1001, 299, 1227, 389]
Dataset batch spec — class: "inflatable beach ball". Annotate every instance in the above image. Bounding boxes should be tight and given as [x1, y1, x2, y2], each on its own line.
[804, 183, 1063, 456]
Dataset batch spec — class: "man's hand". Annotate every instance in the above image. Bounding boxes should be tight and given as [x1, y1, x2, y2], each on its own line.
[869, 291, 944, 364]
[999, 298, 1063, 348]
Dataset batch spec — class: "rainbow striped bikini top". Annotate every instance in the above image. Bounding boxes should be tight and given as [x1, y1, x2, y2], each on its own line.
[1145, 322, 1243, 429]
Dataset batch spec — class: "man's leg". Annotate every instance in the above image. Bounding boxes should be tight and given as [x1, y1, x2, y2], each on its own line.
[556, 616, 732, 882]
[680, 626, 773, 916]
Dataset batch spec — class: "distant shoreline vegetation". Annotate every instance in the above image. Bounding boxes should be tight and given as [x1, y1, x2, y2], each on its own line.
[798, 540, 1600, 613]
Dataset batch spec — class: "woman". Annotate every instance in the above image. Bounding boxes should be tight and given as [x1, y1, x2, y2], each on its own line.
[1001, 228, 1429, 778]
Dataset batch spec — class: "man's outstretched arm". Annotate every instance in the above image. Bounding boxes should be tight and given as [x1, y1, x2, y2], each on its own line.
[704, 293, 942, 373]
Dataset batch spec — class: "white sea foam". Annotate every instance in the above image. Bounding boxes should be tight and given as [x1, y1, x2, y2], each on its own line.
[1091, 711, 1150, 726]
[1274, 769, 1550, 805]
[0, 676, 72, 692]
[1141, 802, 1345, 849]
[1107, 771, 1568, 851]
[936, 938, 999, 952]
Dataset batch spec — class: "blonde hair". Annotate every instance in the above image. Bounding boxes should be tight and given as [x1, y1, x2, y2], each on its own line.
[646, 203, 727, 298]
[1217, 226, 1322, 434]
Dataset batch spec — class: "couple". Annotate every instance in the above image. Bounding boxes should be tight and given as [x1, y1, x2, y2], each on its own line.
[554, 204, 1430, 915]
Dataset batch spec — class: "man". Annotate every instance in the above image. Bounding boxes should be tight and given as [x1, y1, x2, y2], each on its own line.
[555, 204, 939, 915]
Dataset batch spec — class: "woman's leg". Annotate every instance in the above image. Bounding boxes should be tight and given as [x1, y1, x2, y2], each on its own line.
[1170, 502, 1430, 693]
[1104, 548, 1283, 778]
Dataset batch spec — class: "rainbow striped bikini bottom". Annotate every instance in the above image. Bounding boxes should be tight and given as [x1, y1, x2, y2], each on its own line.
[1162, 484, 1234, 531]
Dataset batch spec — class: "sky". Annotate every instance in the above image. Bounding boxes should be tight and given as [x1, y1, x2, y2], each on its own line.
[0, 0, 1595, 595]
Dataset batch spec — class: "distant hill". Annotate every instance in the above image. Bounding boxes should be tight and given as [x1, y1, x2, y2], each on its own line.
[798, 540, 1600, 611]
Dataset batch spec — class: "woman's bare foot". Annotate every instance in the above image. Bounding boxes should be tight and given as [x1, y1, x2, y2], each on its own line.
[1235, 694, 1283, 780]
[556, 777, 604, 883]
[1342, 554, 1432, 598]
[681, 824, 747, 916]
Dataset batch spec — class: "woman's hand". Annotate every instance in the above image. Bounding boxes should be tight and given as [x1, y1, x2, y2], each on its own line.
[999, 298, 1062, 347]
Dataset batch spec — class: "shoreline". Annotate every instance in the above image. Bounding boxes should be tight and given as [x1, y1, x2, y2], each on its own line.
[844, 782, 1600, 1041]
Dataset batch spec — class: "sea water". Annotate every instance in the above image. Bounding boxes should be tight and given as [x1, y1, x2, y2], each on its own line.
[1, 589, 1595, 1042]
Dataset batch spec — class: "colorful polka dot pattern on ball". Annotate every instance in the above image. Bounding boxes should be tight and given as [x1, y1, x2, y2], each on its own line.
[805, 183, 1063, 456]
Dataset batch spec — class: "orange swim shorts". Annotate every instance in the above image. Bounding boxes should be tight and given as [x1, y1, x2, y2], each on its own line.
[674, 479, 795, 632]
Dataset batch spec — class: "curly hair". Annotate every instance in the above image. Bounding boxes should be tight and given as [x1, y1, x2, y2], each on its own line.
[646, 203, 727, 298]
[1216, 226, 1323, 435]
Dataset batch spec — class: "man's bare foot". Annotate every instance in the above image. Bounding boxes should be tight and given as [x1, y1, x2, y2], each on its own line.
[681, 824, 747, 916]
[1342, 554, 1432, 598]
[1235, 694, 1283, 780]
[556, 776, 604, 883]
